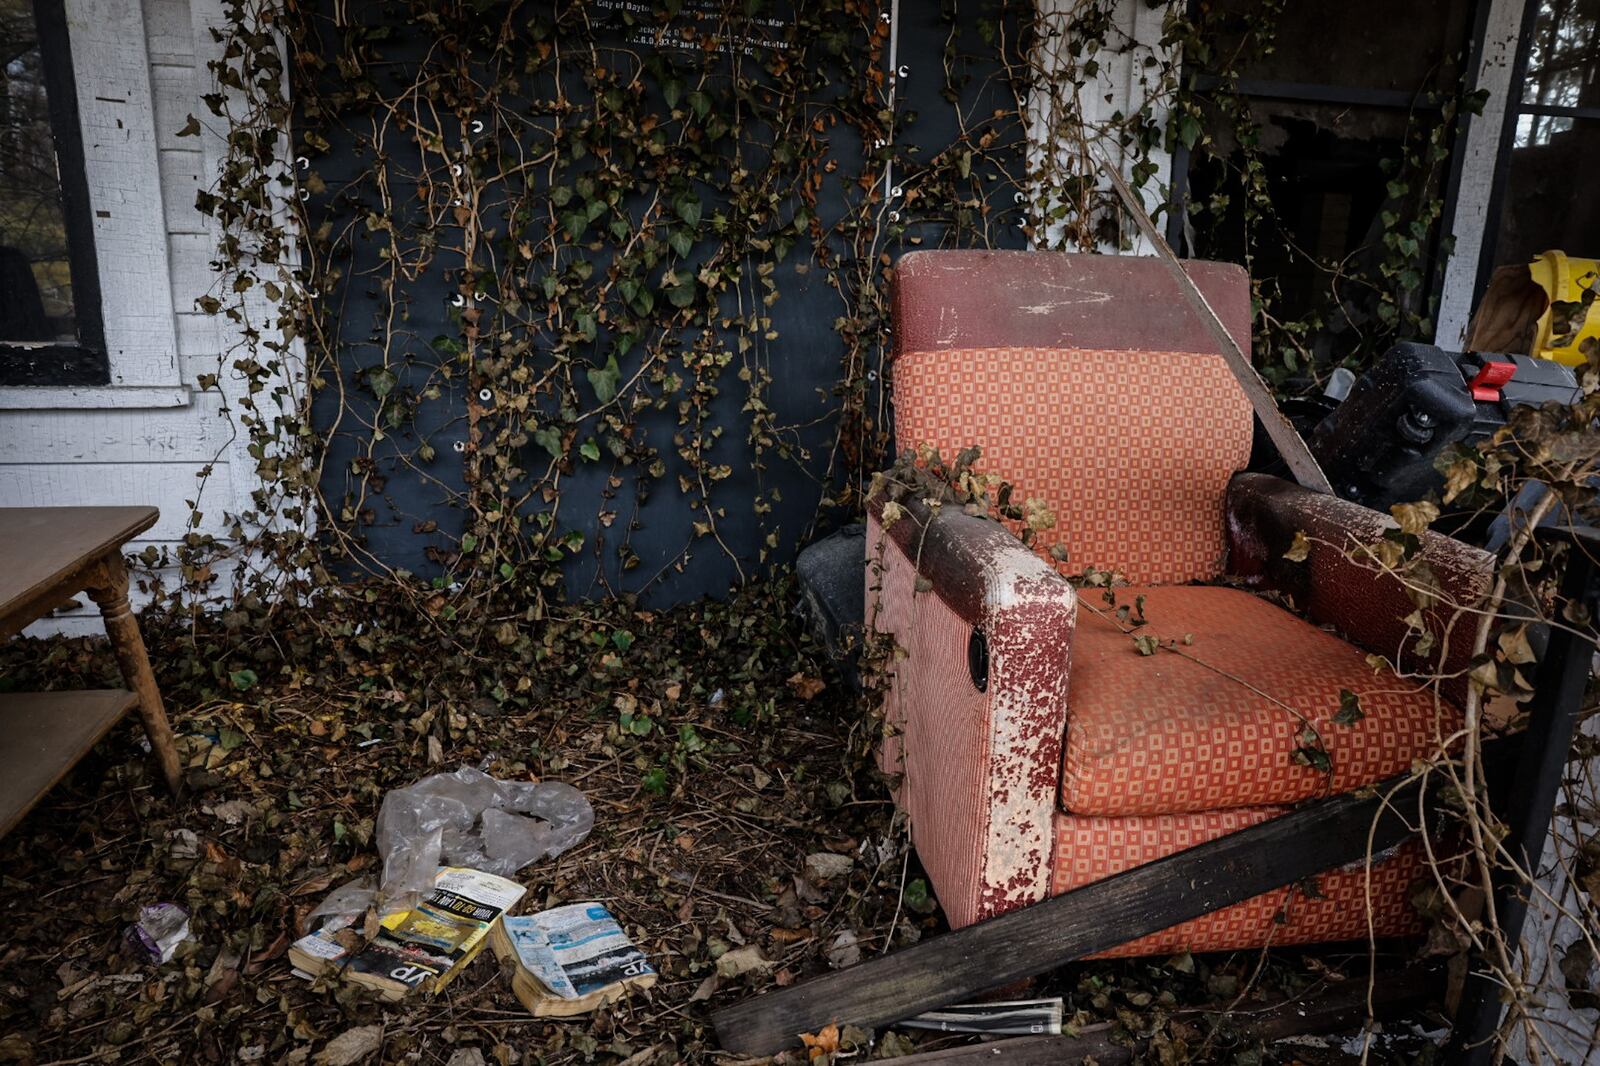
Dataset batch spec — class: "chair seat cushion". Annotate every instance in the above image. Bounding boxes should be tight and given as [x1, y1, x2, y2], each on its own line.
[1060, 585, 1460, 816]
[1050, 808, 1425, 957]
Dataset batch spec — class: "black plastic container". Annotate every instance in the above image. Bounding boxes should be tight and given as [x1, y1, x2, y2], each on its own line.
[1309, 343, 1581, 511]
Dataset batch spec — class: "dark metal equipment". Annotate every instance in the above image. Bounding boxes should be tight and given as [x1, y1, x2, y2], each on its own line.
[1309, 343, 1581, 511]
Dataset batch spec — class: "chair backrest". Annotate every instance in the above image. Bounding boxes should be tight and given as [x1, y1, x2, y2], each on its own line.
[891, 250, 1255, 585]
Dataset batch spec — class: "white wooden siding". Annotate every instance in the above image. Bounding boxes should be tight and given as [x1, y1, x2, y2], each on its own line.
[0, 0, 244, 635]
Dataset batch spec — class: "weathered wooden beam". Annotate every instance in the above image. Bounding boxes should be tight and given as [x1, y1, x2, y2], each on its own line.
[712, 773, 1424, 1056]
[1094, 153, 1333, 495]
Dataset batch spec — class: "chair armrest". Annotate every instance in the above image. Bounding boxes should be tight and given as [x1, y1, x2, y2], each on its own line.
[1225, 472, 1494, 707]
[866, 493, 1076, 927]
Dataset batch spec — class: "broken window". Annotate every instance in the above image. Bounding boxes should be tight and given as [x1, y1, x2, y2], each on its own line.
[0, 0, 106, 385]
[1481, 0, 1600, 280]
[1173, 0, 1477, 380]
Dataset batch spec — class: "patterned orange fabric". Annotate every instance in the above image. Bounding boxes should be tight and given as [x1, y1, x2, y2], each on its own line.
[1050, 808, 1426, 957]
[872, 514, 995, 929]
[868, 514, 1077, 928]
[891, 346, 1253, 585]
[1060, 585, 1462, 816]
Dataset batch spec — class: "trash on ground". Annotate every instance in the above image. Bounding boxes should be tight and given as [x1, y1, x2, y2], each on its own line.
[122, 903, 190, 963]
[292, 867, 524, 1000]
[491, 902, 657, 1016]
[897, 998, 1064, 1036]
[288, 877, 374, 979]
[314, 1024, 384, 1066]
[803, 851, 853, 882]
[825, 929, 861, 969]
[375, 765, 593, 912]
[713, 943, 772, 979]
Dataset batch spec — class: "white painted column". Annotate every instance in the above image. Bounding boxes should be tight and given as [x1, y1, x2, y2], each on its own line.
[1436, 0, 1528, 348]
[1505, 711, 1600, 1065]
[1027, 0, 1178, 254]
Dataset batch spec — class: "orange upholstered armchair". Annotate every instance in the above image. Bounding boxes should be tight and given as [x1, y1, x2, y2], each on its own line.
[867, 251, 1493, 955]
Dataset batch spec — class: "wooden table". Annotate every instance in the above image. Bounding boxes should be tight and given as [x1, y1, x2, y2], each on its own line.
[0, 507, 182, 836]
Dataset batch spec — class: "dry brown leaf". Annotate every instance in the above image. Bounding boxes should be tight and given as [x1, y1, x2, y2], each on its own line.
[799, 1024, 840, 1061]
[787, 672, 825, 700]
[315, 1025, 383, 1066]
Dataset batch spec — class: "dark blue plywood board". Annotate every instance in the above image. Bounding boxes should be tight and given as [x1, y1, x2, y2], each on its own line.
[303, 2, 1026, 604]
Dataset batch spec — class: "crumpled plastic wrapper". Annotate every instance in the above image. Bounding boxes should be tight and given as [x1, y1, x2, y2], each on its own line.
[375, 766, 593, 913]
[123, 903, 191, 963]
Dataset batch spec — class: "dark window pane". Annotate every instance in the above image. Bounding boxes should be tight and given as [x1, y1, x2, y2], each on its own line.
[1492, 116, 1600, 270]
[1520, 0, 1600, 110]
[1203, 0, 1475, 95]
[0, 0, 77, 344]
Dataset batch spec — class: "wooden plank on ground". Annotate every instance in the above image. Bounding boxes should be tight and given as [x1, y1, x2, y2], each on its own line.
[712, 774, 1423, 1056]
[0, 690, 139, 837]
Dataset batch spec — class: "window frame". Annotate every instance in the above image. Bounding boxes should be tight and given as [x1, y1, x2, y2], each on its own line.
[0, 0, 186, 409]
[1, 0, 109, 386]
[1163, 0, 1483, 321]
[1472, 0, 1600, 298]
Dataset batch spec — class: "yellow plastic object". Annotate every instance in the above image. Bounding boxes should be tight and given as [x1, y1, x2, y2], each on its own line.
[1527, 250, 1600, 367]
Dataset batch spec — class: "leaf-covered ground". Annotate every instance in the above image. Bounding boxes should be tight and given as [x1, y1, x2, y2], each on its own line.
[0, 578, 1442, 1065]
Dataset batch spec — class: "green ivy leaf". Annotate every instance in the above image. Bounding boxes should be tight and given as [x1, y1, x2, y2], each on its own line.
[587, 355, 620, 403]
[367, 367, 397, 400]
[668, 230, 693, 258]
[1332, 688, 1365, 726]
[667, 274, 696, 308]
[533, 426, 563, 458]
[1177, 112, 1202, 150]
[676, 193, 702, 228]
[904, 877, 938, 915]
[229, 668, 258, 692]
[580, 439, 601, 461]
[1293, 745, 1333, 774]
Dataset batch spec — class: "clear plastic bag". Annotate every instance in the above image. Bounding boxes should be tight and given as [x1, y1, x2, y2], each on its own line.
[306, 877, 376, 926]
[375, 767, 593, 912]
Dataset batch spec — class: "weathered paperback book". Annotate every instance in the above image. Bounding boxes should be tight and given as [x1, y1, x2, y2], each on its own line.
[287, 911, 362, 979]
[490, 903, 656, 1016]
[289, 867, 525, 1000]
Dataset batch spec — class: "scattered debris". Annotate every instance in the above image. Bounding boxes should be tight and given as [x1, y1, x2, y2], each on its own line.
[803, 851, 853, 882]
[825, 929, 861, 970]
[122, 903, 191, 964]
[899, 998, 1064, 1036]
[314, 1024, 383, 1066]
[165, 827, 200, 859]
[715, 944, 773, 979]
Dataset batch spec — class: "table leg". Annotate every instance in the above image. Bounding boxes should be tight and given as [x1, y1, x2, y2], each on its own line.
[86, 555, 182, 796]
